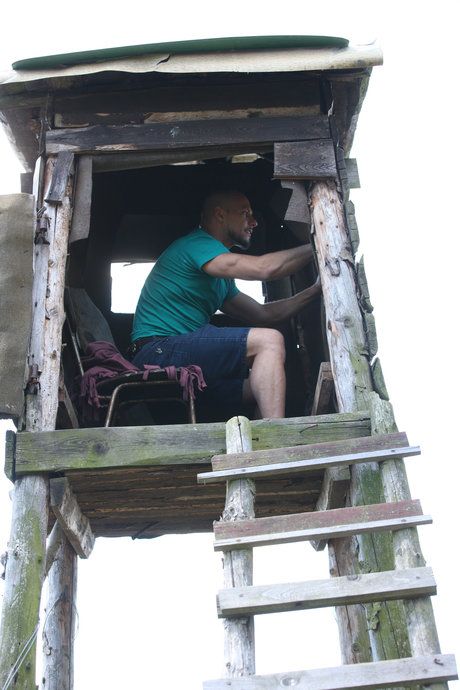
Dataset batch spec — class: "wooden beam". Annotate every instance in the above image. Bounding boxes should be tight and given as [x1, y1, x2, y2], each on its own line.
[199, 445, 420, 484]
[213, 500, 431, 551]
[310, 465, 350, 551]
[273, 140, 337, 179]
[44, 152, 74, 204]
[203, 654, 458, 689]
[217, 566, 436, 618]
[45, 114, 330, 154]
[44, 523, 65, 577]
[14, 411, 371, 475]
[222, 417, 255, 678]
[311, 362, 334, 416]
[50, 478, 95, 558]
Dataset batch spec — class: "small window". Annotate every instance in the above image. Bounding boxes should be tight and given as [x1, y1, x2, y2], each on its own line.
[111, 262, 154, 313]
[111, 263, 265, 314]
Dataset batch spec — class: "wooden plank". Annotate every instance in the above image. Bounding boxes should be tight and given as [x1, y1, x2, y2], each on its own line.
[14, 411, 371, 474]
[44, 152, 74, 204]
[211, 432, 408, 472]
[69, 155, 92, 243]
[310, 465, 350, 550]
[274, 140, 336, 179]
[217, 566, 436, 618]
[222, 417, 255, 677]
[50, 477, 95, 558]
[311, 362, 334, 416]
[213, 500, 431, 551]
[203, 654, 458, 689]
[198, 445, 420, 484]
[215, 514, 430, 551]
[45, 114, 330, 154]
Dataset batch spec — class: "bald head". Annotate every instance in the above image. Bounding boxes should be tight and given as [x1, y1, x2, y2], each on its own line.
[200, 190, 257, 249]
[201, 191, 248, 225]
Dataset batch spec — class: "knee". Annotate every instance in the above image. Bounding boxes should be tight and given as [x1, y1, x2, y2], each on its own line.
[247, 328, 285, 362]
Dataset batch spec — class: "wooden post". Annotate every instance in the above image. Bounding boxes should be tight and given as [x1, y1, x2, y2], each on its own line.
[222, 416, 256, 677]
[41, 532, 78, 690]
[310, 180, 411, 664]
[310, 179, 444, 681]
[0, 155, 75, 690]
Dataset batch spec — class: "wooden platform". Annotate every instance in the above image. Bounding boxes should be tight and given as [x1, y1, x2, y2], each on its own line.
[9, 412, 370, 538]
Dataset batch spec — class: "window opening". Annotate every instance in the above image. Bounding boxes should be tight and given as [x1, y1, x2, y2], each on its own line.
[110, 262, 265, 314]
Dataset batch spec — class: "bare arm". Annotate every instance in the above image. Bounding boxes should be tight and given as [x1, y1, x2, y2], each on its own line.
[203, 244, 314, 281]
[221, 276, 321, 326]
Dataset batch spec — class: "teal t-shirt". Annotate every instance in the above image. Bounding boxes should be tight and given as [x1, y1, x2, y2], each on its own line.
[131, 228, 239, 339]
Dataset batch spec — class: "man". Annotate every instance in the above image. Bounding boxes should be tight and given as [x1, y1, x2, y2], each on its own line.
[130, 190, 321, 418]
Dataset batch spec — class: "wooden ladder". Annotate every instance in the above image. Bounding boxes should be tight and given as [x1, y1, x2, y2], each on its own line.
[197, 417, 458, 690]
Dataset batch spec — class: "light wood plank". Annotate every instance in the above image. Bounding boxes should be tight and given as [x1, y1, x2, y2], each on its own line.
[211, 431, 409, 471]
[203, 654, 458, 689]
[50, 478, 95, 559]
[198, 445, 420, 485]
[217, 566, 436, 617]
[213, 500, 431, 551]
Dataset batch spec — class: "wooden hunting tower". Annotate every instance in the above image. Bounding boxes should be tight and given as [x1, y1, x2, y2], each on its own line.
[0, 36, 457, 689]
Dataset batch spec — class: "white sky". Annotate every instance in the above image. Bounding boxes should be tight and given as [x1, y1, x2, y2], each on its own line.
[1, 2, 459, 688]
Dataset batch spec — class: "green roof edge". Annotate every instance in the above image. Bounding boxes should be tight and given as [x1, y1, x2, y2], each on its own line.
[12, 35, 349, 71]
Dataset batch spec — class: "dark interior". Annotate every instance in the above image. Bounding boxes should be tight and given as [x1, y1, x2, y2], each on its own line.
[63, 155, 330, 427]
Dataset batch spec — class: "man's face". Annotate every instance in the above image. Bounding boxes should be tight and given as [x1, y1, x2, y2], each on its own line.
[220, 195, 258, 249]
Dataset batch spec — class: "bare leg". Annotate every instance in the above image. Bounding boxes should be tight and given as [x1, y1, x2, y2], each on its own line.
[245, 328, 286, 418]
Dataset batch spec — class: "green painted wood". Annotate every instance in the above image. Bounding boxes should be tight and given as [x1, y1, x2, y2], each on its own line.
[12, 35, 349, 71]
[14, 412, 370, 475]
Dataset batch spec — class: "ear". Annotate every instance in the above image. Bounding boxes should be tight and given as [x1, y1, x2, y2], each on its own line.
[214, 205, 226, 223]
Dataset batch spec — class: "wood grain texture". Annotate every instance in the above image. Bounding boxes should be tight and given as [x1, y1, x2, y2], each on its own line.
[203, 654, 458, 689]
[50, 478, 95, 558]
[44, 152, 74, 204]
[46, 114, 329, 154]
[311, 362, 334, 416]
[222, 417, 255, 677]
[213, 500, 431, 550]
[274, 140, 336, 179]
[14, 412, 371, 474]
[217, 566, 436, 617]
[210, 432, 408, 472]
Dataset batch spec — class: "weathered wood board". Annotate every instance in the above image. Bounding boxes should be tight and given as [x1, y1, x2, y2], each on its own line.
[203, 654, 458, 689]
[217, 566, 436, 617]
[14, 412, 370, 474]
[46, 114, 329, 154]
[274, 140, 336, 179]
[213, 499, 431, 550]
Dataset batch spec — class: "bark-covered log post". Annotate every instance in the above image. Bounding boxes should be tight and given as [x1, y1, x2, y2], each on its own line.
[222, 416, 256, 677]
[0, 155, 75, 690]
[41, 532, 78, 690]
[310, 178, 443, 680]
[309, 179, 410, 664]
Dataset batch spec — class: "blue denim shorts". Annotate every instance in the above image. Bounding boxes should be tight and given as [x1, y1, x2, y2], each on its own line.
[132, 324, 250, 407]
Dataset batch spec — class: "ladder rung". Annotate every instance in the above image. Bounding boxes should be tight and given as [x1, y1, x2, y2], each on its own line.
[213, 500, 431, 551]
[198, 445, 420, 484]
[203, 654, 458, 689]
[217, 566, 435, 618]
[211, 431, 409, 471]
